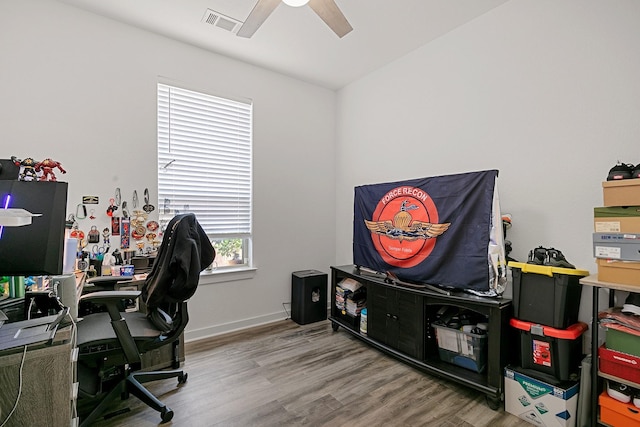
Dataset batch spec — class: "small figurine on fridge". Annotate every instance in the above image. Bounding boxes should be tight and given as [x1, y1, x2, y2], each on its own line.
[11, 156, 39, 181]
[35, 158, 66, 181]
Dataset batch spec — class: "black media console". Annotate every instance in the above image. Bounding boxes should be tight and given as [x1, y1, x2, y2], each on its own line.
[329, 264, 515, 409]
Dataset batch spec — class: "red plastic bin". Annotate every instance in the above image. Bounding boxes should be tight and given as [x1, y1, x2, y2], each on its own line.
[599, 345, 640, 384]
[510, 318, 588, 381]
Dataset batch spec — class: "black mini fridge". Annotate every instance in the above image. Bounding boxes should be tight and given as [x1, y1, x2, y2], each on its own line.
[291, 270, 327, 325]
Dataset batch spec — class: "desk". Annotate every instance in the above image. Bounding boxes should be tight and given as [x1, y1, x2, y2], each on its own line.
[0, 314, 77, 427]
[580, 275, 638, 427]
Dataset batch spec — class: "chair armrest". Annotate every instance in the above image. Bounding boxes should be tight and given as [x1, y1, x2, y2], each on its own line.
[80, 290, 141, 303]
[86, 276, 133, 286]
[80, 290, 141, 322]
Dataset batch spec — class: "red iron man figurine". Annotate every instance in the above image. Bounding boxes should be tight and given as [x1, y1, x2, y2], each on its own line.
[35, 158, 66, 181]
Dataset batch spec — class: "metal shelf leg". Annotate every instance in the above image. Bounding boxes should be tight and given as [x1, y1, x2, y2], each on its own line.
[590, 286, 599, 427]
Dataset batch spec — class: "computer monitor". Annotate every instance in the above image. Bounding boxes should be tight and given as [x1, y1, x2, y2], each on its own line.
[0, 181, 68, 277]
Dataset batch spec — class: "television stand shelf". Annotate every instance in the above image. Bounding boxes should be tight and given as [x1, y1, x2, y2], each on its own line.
[329, 264, 514, 409]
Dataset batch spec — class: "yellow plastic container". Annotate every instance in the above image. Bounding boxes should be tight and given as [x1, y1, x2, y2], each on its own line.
[509, 262, 589, 329]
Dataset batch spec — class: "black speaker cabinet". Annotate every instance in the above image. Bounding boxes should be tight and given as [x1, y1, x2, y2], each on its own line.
[291, 270, 327, 325]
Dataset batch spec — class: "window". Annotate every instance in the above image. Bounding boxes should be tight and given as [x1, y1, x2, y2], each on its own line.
[157, 83, 252, 270]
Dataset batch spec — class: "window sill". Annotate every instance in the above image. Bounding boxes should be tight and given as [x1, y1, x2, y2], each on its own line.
[199, 266, 257, 284]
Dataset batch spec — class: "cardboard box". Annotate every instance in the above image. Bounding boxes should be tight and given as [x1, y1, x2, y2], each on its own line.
[593, 232, 640, 261]
[594, 206, 640, 232]
[504, 366, 579, 427]
[597, 258, 640, 286]
[603, 180, 640, 207]
[599, 391, 640, 427]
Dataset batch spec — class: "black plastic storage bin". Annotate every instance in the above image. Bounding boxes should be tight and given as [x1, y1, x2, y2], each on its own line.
[510, 318, 587, 382]
[291, 270, 327, 325]
[509, 262, 588, 329]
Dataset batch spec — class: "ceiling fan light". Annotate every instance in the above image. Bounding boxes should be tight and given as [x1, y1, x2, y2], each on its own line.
[282, 0, 310, 7]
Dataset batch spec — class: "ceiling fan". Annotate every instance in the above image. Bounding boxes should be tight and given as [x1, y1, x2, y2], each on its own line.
[237, 0, 353, 39]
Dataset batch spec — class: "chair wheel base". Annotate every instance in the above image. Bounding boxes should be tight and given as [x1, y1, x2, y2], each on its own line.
[178, 372, 188, 384]
[161, 407, 174, 423]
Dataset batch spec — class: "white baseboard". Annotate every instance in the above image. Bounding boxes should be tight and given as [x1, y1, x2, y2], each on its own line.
[184, 311, 289, 343]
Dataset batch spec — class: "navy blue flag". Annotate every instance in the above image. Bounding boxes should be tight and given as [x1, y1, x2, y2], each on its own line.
[353, 170, 499, 292]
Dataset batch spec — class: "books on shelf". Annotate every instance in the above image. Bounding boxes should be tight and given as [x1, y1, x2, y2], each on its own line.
[335, 287, 346, 310]
[338, 277, 362, 292]
[335, 281, 366, 316]
[346, 291, 366, 316]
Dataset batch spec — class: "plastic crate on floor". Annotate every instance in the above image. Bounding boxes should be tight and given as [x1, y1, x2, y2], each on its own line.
[510, 318, 588, 382]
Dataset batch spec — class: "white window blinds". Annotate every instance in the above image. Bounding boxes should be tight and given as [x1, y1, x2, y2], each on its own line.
[157, 84, 252, 237]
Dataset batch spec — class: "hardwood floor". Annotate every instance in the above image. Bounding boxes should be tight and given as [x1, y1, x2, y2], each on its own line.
[89, 320, 532, 427]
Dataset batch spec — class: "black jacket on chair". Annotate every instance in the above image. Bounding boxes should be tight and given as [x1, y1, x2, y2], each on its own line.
[142, 213, 215, 311]
[77, 213, 215, 425]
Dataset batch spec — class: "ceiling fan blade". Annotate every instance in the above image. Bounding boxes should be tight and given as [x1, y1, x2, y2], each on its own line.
[237, 0, 281, 38]
[308, 0, 353, 38]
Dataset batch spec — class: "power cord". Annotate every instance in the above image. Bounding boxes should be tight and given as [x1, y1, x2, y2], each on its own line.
[282, 302, 291, 319]
[68, 315, 78, 421]
[26, 297, 35, 320]
[0, 345, 28, 427]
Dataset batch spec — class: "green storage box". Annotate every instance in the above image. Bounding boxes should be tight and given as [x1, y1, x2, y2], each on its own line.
[606, 328, 640, 357]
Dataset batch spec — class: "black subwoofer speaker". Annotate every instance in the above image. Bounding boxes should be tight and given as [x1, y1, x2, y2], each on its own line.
[291, 270, 327, 325]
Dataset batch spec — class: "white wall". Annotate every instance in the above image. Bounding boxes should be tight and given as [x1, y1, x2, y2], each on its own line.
[335, 0, 640, 322]
[0, 0, 337, 340]
[4, 0, 640, 339]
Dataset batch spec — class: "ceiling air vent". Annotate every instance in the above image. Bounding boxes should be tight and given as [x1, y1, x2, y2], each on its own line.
[201, 9, 242, 34]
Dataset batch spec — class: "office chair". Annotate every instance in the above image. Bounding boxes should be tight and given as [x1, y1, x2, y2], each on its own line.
[76, 213, 215, 426]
